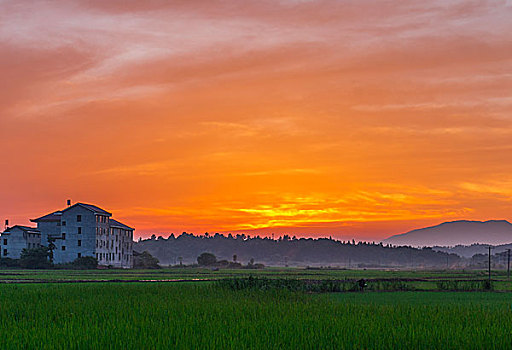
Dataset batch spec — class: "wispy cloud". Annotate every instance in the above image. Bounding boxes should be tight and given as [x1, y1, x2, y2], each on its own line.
[1, 0, 512, 239]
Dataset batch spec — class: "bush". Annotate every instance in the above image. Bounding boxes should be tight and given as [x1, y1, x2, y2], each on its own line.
[133, 251, 160, 269]
[19, 247, 52, 269]
[0, 258, 19, 268]
[435, 280, 493, 291]
[197, 252, 217, 266]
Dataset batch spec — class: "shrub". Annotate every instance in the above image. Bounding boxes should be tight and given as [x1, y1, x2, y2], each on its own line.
[0, 258, 19, 268]
[197, 252, 217, 266]
[19, 247, 52, 269]
[133, 251, 160, 269]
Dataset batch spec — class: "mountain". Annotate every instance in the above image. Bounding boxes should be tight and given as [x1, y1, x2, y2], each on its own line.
[382, 220, 512, 247]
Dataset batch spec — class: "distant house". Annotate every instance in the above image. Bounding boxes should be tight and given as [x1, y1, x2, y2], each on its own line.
[1, 202, 134, 268]
[0, 226, 41, 259]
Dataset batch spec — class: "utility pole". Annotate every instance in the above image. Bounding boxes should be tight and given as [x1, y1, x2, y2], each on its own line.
[507, 249, 511, 279]
[488, 246, 492, 282]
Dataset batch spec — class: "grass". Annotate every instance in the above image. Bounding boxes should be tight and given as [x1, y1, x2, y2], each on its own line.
[0, 266, 505, 281]
[0, 282, 511, 349]
[3, 267, 512, 291]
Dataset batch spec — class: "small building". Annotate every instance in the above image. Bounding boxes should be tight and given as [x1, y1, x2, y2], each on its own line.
[0, 226, 41, 259]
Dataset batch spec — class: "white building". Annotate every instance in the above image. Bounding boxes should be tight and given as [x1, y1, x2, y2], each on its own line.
[1, 202, 134, 268]
[0, 226, 41, 259]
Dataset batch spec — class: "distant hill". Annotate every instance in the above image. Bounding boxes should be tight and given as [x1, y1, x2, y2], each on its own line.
[382, 220, 512, 247]
[433, 243, 512, 258]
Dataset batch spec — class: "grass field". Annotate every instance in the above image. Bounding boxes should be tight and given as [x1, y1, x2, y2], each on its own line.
[0, 282, 511, 349]
[1, 267, 512, 290]
[1, 268, 511, 349]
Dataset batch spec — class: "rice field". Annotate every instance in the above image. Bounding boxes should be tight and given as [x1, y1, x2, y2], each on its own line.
[1, 282, 511, 349]
[0, 266, 505, 282]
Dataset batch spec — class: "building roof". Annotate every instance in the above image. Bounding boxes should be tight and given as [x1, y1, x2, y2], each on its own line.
[3, 225, 40, 235]
[63, 203, 112, 216]
[109, 219, 134, 231]
[31, 211, 62, 223]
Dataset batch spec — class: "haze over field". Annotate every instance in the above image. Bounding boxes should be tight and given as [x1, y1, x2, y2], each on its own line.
[1, 1, 512, 240]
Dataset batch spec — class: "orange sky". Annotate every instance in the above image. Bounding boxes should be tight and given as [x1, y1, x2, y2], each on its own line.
[1, 1, 512, 240]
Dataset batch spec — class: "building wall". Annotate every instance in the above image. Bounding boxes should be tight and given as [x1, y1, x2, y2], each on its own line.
[106, 227, 134, 268]
[54, 206, 98, 263]
[0, 228, 41, 259]
[94, 214, 112, 266]
[37, 221, 60, 246]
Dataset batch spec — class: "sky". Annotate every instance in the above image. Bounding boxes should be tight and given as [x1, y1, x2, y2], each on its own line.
[1, 0, 512, 240]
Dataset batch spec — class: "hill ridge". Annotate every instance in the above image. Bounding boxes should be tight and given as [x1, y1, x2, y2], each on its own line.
[383, 219, 512, 247]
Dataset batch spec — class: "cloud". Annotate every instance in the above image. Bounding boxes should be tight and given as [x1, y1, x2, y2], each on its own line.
[1, 0, 512, 239]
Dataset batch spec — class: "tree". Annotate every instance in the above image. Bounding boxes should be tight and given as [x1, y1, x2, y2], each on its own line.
[47, 237, 56, 264]
[71, 256, 98, 269]
[133, 250, 160, 269]
[19, 247, 52, 269]
[197, 252, 216, 266]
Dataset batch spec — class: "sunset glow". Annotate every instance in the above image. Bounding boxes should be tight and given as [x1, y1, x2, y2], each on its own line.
[1, 1, 512, 240]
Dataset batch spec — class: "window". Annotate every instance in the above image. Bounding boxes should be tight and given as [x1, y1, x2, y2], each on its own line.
[77, 215, 82, 222]
[78, 240, 81, 247]
[78, 227, 82, 234]
[62, 221, 66, 226]
[3, 239, 6, 245]
[3, 249, 6, 256]
[62, 246, 66, 251]
[77, 253, 81, 258]
[62, 233, 66, 240]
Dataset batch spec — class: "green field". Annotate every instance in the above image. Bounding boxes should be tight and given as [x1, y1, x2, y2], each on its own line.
[0, 282, 511, 349]
[1, 269, 511, 349]
[1, 267, 512, 290]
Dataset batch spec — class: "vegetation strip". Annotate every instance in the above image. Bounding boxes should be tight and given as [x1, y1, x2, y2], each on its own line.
[0, 278, 217, 284]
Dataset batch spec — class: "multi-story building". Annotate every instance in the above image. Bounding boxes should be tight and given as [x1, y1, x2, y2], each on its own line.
[0, 226, 41, 259]
[1, 202, 134, 268]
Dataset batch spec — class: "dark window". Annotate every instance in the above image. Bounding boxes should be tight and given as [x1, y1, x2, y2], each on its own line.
[3, 239, 6, 245]
[78, 240, 81, 247]
[77, 215, 82, 222]
[62, 221, 66, 226]
[3, 249, 6, 256]
[78, 227, 82, 234]
[62, 246, 66, 251]
[62, 233, 66, 240]
[78, 253, 81, 258]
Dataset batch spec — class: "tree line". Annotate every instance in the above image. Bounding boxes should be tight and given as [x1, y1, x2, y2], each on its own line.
[135, 232, 462, 268]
